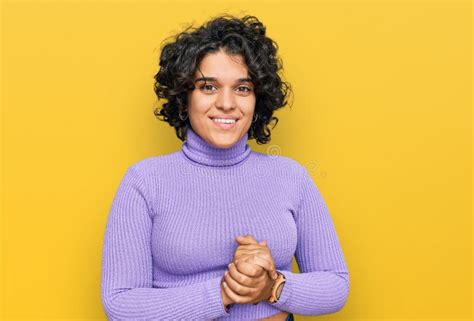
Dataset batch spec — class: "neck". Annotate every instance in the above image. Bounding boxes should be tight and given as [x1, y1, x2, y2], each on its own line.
[181, 125, 251, 167]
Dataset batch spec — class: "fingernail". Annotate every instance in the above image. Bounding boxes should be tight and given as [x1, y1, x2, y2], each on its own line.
[225, 271, 228, 276]
[223, 281, 227, 287]
[228, 263, 233, 268]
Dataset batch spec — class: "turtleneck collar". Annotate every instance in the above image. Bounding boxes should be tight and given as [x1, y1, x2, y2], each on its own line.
[181, 125, 252, 167]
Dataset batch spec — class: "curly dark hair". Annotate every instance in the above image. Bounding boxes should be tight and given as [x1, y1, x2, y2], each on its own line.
[153, 13, 293, 144]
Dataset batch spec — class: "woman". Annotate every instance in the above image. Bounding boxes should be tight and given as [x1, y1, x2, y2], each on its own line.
[101, 14, 349, 320]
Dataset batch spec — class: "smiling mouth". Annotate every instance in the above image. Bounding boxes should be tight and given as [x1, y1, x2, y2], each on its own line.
[209, 117, 240, 130]
[209, 117, 240, 123]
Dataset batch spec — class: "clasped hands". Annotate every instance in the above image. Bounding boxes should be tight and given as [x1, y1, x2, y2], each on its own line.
[221, 234, 279, 306]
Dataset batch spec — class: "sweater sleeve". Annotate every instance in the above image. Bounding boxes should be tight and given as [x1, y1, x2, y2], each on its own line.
[269, 165, 350, 316]
[100, 166, 231, 320]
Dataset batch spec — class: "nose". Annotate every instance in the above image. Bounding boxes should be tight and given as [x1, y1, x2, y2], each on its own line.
[215, 87, 236, 110]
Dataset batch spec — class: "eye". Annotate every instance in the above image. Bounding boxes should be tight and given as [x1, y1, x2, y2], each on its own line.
[237, 86, 252, 92]
[200, 84, 216, 92]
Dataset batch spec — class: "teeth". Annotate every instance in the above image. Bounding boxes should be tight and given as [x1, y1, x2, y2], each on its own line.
[213, 118, 236, 124]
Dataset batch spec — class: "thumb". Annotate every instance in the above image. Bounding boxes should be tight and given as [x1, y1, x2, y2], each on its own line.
[236, 235, 258, 245]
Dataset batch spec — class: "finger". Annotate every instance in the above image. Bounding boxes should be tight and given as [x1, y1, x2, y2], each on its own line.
[228, 262, 259, 286]
[234, 259, 266, 277]
[241, 255, 277, 279]
[235, 234, 258, 245]
[235, 245, 270, 257]
[236, 243, 274, 257]
[224, 269, 254, 295]
[234, 247, 271, 259]
[233, 253, 271, 269]
[234, 249, 266, 260]
[221, 280, 248, 305]
[239, 234, 258, 241]
[235, 244, 268, 252]
[234, 250, 274, 267]
[236, 255, 272, 273]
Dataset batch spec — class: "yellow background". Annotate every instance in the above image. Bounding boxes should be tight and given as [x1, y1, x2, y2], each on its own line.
[1, 0, 471, 320]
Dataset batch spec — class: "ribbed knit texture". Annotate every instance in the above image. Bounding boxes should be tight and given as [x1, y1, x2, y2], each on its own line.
[101, 125, 349, 320]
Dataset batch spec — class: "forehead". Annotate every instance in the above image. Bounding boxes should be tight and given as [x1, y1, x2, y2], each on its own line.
[194, 50, 249, 80]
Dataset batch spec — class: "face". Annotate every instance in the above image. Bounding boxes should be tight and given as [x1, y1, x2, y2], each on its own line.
[187, 48, 256, 148]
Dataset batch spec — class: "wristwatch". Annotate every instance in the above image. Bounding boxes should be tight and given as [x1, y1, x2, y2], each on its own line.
[266, 271, 286, 303]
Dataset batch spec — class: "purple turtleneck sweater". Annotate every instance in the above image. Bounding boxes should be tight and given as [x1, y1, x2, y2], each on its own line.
[101, 126, 349, 320]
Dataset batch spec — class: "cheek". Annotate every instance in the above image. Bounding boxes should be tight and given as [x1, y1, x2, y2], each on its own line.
[188, 93, 213, 112]
[238, 96, 256, 112]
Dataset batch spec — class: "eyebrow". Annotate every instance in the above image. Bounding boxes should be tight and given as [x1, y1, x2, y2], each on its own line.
[194, 77, 253, 84]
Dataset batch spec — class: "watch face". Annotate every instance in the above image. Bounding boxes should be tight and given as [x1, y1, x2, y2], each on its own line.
[267, 276, 285, 304]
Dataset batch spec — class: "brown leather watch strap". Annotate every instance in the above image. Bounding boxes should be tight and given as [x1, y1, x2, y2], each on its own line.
[266, 271, 286, 303]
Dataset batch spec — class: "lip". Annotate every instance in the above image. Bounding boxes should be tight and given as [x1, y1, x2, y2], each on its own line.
[209, 115, 241, 120]
[209, 116, 239, 130]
